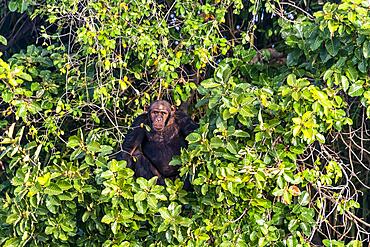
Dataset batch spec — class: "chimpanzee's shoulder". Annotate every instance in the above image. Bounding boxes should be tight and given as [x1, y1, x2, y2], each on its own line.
[174, 110, 189, 120]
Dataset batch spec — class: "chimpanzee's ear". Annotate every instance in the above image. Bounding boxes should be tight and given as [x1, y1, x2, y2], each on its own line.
[144, 104, 150, 112]
[170, 105, 176, 114]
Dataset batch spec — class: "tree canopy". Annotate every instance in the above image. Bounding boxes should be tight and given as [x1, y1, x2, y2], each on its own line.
[0, 0, 369, 246]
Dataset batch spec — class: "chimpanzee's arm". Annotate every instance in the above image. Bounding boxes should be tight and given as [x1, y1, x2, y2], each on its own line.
[122, 114, 148, 154]
[175, 111, 199, 137]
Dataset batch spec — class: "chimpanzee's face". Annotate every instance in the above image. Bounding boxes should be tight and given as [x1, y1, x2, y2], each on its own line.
[149, 102, 171, 132]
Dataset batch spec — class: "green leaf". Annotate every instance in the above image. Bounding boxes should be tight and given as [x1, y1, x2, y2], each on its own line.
[328, 20, 339, 35]
[233, 130, 250, 138]
[6, 213, 20, 224]
[348, 11, 356, 22]
[358, 59, 366, 74]
[286, 236, 298, 247]
[323, 70, 333, 82]
[158, 222, 168, 233]
[363, 40, 370, 58]
[341, 76, 349, 92]
[147, 195, 158, 208]
[292, 91, 300, 101]
[201, 184, 208, 195]
[226, 142, 237, 154]
[87, 141, 101, 152]
[325, 38, 340, 56]
[186, 132, 201, 144]
[70, 148, 84, 160]
[298, 191, 310, 206]
[3, 238, 20, 247]
[158, 207, 172, 221]
[20, 1, 28, 12]
[287, 51, 301, 67]
[136, 200, 147, 214]
[31, 82, 40, 91]
[37, 172, 51, 186]
[283, 189, 292, 204]
[101, 214, 115, 224]
[134, 191, 147, 202]
[316, 133, 325, 143]
[56, 180, 72, 191]
[169, 158, 181, 166]
[58, 193, 74, 201]
[272, 188, 284, 196]
[210, 137, 223, 149]
[136, 177, 148, 189]
[28, 102, 42, 114]
[348, 240, 363, 247]
[288, 219, 299, 232]
[60, 222, 74, 232]
[19, 72, 32, 81]
[348, 83, 364, 97]
[111, 221, 119, 234]
[17, 103, 27, 119]
[345, 65, 358, 82]
[2, 91, 14, 103]
[0, 35, 7, 46]
[100, 170, 114, 179]
[200, 79, 220, 89]
[67, 136, 80, 148]
[109, 159, 125, 172]
[179, 217, 192, 227]
[365, 91, 370, 101]
[8, 1, 18, 12]
[120, 209, 134, 219]
[299, 208, 315, 223]
[292, 125, 301, 137]
[214, 64, 232, 83]
[45, 226, 55, 235]
[300, 222, 311, 236]
[100, 145, 113, 155]
[310, 35, 322, 51]
[44, 183, 63, 195]
[287, 74, 296, 86]
[222, 65, 232, 83]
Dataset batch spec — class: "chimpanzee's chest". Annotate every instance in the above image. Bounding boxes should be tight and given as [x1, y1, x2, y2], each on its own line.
[142, 124, 186, 170]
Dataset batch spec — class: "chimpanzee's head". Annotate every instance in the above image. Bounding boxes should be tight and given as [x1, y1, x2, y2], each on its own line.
[148, 100, 175, 132]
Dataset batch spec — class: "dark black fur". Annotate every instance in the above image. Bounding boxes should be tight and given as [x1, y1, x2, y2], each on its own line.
[117, 101, 198, 185]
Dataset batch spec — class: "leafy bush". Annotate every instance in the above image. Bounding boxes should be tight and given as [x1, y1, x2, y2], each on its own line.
[1, 0, 369, 246]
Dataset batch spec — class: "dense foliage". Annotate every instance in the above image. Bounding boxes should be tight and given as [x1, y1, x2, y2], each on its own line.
[0, 0, 369, 246]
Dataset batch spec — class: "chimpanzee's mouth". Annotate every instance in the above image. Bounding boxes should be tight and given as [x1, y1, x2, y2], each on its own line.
[153, 123, 164, 131]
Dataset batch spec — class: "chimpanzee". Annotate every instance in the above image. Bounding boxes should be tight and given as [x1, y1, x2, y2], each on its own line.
[117, 100, 198, 185]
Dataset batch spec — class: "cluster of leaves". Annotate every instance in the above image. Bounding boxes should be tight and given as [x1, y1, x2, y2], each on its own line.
[281, 0, 370, 115]
[0, 125, 192, 246]
[1, 0, 370, 246]
[178, 53, 356, 245]
[37, 0, 247, 112]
